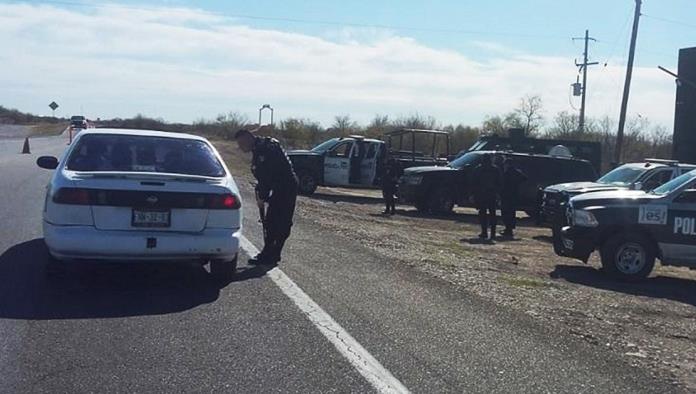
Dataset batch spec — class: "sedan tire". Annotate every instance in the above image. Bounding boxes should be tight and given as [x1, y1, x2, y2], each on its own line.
[210, 255, 238, 281]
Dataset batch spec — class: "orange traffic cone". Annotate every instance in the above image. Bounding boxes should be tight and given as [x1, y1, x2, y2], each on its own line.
[21, 137, 30, 154]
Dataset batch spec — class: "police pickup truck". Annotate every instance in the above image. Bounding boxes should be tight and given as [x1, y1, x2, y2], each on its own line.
[398, 150, 596, 214]
[554, 169, 696, 280]
[541, 159, 696, 224]
[287, 129, 450, 195]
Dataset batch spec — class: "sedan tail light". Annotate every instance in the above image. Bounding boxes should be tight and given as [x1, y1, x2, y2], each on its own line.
[207, 193, 241, 210]
[53, 188, 93, 205]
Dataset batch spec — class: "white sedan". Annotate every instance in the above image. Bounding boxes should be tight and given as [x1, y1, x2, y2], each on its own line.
[36, 129, 242, 279]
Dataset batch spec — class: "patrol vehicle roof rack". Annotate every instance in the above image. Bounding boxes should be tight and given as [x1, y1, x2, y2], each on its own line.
[645, 158, 679, 166]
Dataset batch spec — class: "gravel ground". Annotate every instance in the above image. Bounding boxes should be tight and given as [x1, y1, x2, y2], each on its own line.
[217, 140, 696, 392]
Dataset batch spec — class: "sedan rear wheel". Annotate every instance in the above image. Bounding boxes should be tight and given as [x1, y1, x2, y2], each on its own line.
[210, 255, 238, 281]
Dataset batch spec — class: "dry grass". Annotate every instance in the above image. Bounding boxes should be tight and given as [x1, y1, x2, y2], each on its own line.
[30, 123, 69, 136]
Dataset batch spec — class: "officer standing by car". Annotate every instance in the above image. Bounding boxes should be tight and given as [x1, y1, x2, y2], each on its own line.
[472, 154, 502, 240]
[235, 128, 299, 266]
[500, 158, 528, 237]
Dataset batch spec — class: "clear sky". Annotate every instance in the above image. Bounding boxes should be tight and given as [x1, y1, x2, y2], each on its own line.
[1, 0, 695, 129]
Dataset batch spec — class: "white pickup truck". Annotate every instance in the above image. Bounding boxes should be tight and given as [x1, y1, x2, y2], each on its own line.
[287, 129, 450, 195]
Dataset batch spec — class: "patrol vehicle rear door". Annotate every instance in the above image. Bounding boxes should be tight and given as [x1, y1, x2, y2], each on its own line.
[660, 176, 696, 266]
[359, 141, 380, 186]
[324, 140, 352, 186]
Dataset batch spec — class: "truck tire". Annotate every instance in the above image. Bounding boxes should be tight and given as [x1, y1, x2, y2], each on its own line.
[600, 233, 655, 280]
[210, 256, 238, 281]
[297, 172, 318, 196]
[427, 188, 454, 214]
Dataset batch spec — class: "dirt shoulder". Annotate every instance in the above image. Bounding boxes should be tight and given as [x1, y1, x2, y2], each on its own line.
[215, 140, 696, 391]
[0, 123, 68, 138]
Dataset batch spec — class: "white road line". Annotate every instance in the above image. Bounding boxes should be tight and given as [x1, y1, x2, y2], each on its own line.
[239, 235, 410, 394]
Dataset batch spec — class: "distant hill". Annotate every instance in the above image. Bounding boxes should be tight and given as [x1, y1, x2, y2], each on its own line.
[0, 105, 68, 125]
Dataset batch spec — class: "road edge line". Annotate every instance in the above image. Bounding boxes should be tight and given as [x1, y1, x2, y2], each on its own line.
[239, 235, 410, 394]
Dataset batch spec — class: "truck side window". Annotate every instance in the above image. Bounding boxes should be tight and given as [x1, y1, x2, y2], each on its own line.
[330, 142, 352, 158]
[642, 170, 673, 191]
[366, 143, 377, 159]
[675, 189, 696, 204]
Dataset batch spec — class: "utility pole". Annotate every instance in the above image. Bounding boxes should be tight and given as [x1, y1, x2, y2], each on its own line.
[615, 0, 642, 165]
[573, 30, 598, 133]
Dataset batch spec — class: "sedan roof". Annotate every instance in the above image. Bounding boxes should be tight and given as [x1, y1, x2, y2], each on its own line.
[77, 128, 207, 141]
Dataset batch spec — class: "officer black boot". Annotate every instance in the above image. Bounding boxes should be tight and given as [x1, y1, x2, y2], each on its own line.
[247, 253, 267, 266]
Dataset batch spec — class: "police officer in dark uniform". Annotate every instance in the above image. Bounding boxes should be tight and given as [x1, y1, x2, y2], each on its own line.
[471, 154, 502, 240]
[381, 157, 399, 215]
[235, 129, 298, 266]
[500, 158, 528, 237]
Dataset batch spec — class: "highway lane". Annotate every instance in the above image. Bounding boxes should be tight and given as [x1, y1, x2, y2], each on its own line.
[0, 132, 676, 392]
[0, 134, 371, 393]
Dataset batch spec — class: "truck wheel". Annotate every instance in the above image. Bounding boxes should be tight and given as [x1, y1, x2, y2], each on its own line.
[297, 172, 318, 195]
[600, 233, 655, 280]
[427, 188, 454, 214]
[210, 256, 238, 281]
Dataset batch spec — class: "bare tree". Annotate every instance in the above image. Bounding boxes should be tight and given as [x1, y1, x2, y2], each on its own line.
[481, 113, 523, 135]
[332, 115, 359, 136]
[514, 95, 544, 135]
[392, 114, 438, 130]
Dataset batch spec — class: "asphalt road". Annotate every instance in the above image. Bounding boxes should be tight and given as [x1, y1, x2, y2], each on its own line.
[0, 133, 677, 393]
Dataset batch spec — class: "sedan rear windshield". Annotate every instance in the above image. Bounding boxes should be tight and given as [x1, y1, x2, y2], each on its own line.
[66, 134, 226, 177]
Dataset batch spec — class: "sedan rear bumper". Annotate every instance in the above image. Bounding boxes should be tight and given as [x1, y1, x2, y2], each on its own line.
[44, 221, 240, 261]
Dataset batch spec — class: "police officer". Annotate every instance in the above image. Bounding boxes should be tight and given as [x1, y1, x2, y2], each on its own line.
[471, 154, 502, 240]
[500, 158, 528, 237]
[235, 129, 299, 266]
[381, 157, 399, 215]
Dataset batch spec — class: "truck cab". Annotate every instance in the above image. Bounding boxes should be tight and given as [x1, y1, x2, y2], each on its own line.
[288, 136, 384, 195]
[288, 129, 450, 195]
[555, 169, 696, 280]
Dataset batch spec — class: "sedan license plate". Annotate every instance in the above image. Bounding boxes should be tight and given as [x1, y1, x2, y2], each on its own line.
[132, 209, 171, 228]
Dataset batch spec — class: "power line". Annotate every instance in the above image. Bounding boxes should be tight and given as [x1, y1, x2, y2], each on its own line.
[642, 13, 696, 30]
[6, 0, 571, 40]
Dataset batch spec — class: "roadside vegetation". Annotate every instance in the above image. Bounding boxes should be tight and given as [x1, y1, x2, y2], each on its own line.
[1, 97, 672, 171]
[0, 105, 68, 136]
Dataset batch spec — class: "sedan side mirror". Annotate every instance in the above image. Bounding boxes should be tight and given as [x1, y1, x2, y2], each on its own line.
[37, 156, 59, 170]
[633, 182, 643, 191]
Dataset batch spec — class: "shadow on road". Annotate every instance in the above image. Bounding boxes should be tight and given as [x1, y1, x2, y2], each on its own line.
[397, 208, 541, 228]
[550, 264, 696, 307]
[308, 191, 383, 206]
[0, 239, 233, 320]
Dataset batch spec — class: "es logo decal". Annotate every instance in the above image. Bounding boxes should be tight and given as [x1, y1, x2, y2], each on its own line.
[638, 205, 668, 225]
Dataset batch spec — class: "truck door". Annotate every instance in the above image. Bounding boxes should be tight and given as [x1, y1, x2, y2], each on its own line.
[324, 140, 353, 186]
[360, 142, 380, 186]
[662, 182, 696, 266]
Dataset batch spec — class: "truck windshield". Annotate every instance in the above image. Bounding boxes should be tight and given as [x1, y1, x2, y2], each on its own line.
[650, 171, 696, 196]
[311, 138, 340, 153]
[597, 165, 645, 186]
[449, 152, 482, 169]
